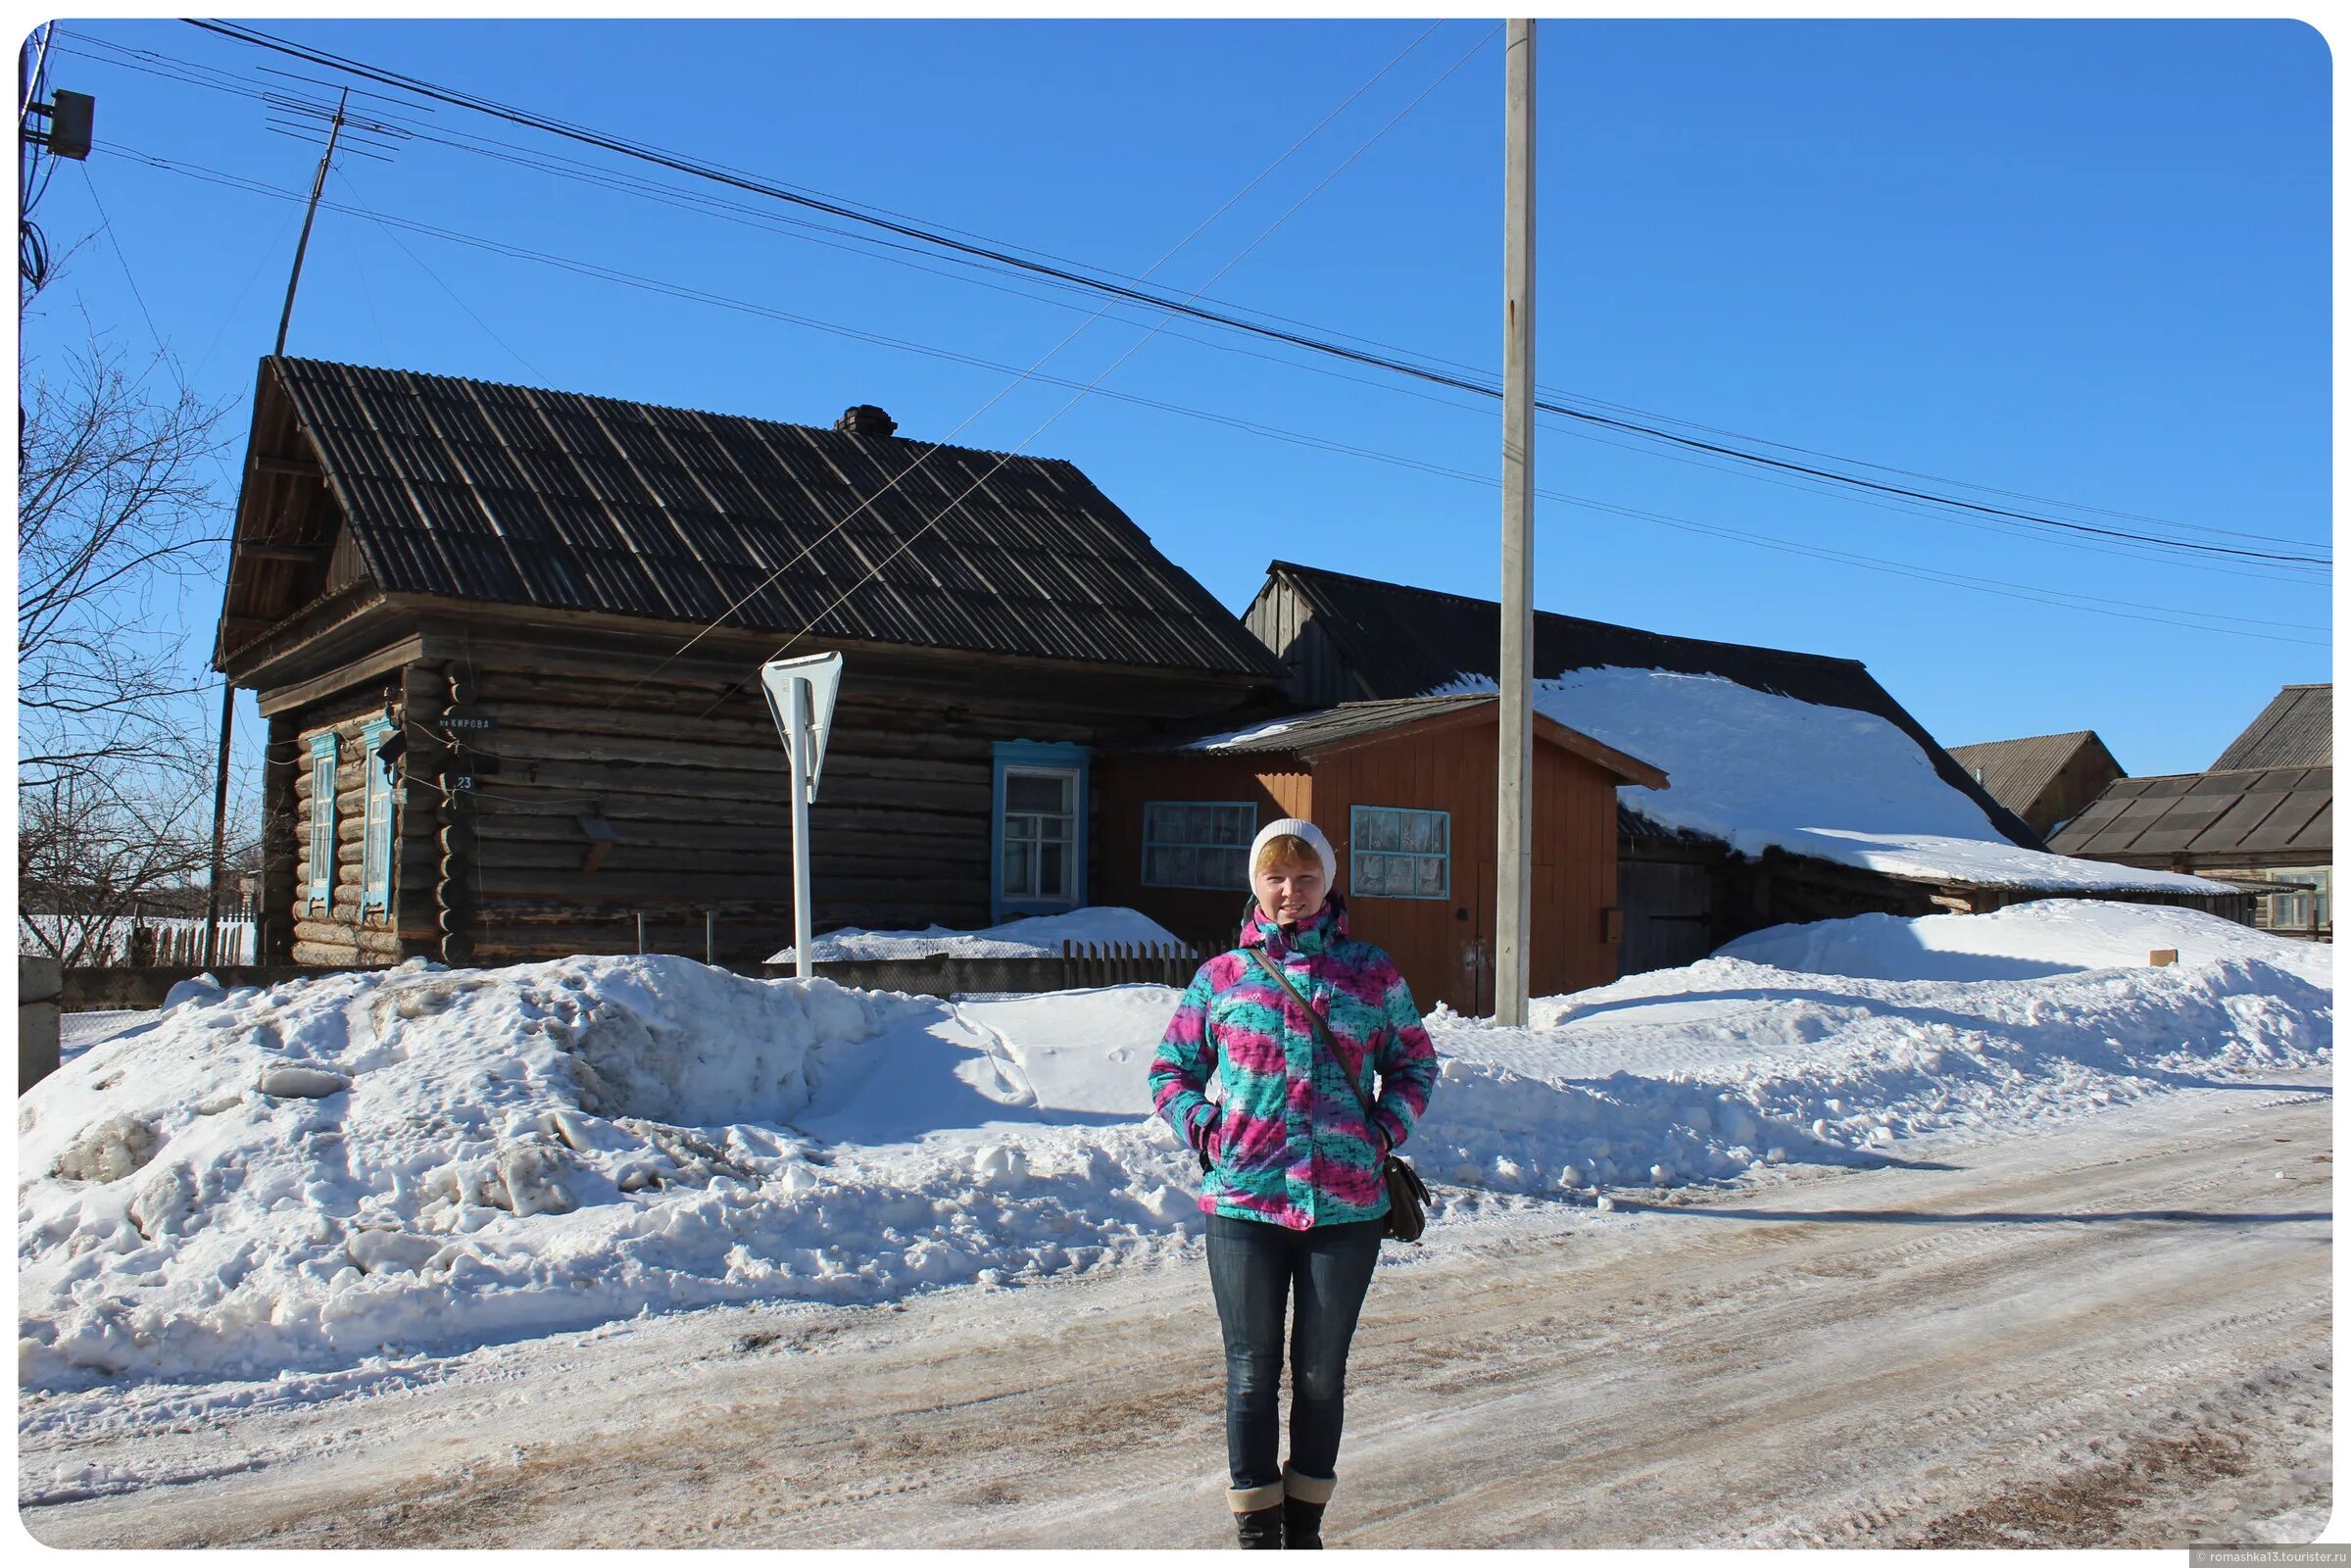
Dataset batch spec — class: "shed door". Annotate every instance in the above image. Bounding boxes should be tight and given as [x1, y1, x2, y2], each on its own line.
[1452, 851, 1493, 1016]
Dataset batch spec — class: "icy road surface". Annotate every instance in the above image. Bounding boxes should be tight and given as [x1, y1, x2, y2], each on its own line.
[21, 1065, 2330, 1548]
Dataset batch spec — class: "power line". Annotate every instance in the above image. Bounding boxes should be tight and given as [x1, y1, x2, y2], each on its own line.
[98, 135, 2332, 643]
[178, 17, 2327, 568]
[68, 25, 2331, 564]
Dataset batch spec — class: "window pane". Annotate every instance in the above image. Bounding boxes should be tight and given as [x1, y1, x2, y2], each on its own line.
[1004, 841, 1034, 897]
[1417, 856, 1444, 896]
[1041, 843, 1065, 898]
[1144, 804, 1173, 846]
[1218, 849, 1245, 888]
[1007, 773, 1066, 812]
[1355, 855, 1384, 896]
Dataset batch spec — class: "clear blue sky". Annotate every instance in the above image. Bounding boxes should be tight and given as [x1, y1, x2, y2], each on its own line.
[23, 18, 2331, 818]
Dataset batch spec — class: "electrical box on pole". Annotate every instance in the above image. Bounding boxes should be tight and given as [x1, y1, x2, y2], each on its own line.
[44, 90, 91, 160]
[759, 652, 843, 980]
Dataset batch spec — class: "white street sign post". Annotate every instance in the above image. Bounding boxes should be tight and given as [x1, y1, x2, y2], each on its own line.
[759, 653, 842, 981]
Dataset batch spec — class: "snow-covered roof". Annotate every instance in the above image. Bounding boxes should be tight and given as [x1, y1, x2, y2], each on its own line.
[1430, 666, 2235, 896]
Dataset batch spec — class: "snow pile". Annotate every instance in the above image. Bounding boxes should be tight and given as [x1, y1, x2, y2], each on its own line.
[1719, 899, 2333, 985]
[20, 902, 2327, 1391]
[1431, 667, 2229, 895]
[18, 958, 1203, 1391]
[769, 906, 1183, 963]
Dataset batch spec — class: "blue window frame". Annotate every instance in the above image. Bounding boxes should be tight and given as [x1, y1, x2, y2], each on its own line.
[307, 732, 337, 911]
[360, 714, 397, 914]
[1143, 801, 1256, 890]
[1349, 805, 1451, 900]
[991, 741, 1089, 921]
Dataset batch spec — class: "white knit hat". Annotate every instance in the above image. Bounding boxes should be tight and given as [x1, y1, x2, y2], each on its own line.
[1249, 816, 1336, 885]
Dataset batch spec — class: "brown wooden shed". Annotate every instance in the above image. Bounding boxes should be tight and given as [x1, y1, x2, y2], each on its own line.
[1095, 695, 1668, 1013]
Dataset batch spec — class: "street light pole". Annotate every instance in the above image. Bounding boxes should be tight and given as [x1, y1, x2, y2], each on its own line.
[1494, 18, 1537, 1027]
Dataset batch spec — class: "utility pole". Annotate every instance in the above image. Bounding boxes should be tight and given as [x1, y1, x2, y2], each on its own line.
[1494, 19, 1537, 1027]
[274, 89, 346, 356]
[205, 90, 349, 969]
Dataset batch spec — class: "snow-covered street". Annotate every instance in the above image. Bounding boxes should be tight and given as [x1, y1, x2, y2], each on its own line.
[17, 900, 2331, 1545]
[20, 1065, 2329, 1547]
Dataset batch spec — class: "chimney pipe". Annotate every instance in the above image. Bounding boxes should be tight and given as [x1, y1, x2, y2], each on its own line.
[835, 405, 898, 438]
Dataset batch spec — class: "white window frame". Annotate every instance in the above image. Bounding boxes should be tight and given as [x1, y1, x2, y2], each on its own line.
[1000, 764, 1080, 906]
[307, 733, 337, 911]
[1142, 801, 1257, 890]
[360, 715, 396, 915]
[1349, 804, 1452, 901]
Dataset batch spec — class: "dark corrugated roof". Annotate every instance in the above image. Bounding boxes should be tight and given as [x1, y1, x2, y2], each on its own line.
[2049, 766, 2331, 862]
[1946, 731, 2109, 817]
[1257, 561, 2044, 850]
[1168, 695, 1494, 754]
[2211, 684, 2331, 771]
[246, 358, 1281, 677]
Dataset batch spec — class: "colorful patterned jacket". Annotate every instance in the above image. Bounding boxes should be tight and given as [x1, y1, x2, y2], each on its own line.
[1150, 896, 1439, 1231]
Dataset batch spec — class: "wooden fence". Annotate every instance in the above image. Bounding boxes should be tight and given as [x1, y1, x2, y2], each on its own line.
[59, 939, 1224, 1012]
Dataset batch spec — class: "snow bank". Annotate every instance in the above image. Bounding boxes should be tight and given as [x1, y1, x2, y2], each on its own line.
[768, 906, 1182, 963]
[20, 908, 2329, 1392]
[1431, 667, 2229, 895]
[1719, 899, 2333, 985]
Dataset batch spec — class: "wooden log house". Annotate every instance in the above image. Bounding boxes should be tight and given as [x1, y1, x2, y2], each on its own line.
[217, 359, 1288, 969]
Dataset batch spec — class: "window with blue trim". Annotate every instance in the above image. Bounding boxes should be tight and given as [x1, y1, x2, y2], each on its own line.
[1143, 801, 1256, 889]
[307, 732, 337, 910]
[1350, 805, 1450, 900]
[360, 714, 397, 914]
[991, 741, 1089, 920]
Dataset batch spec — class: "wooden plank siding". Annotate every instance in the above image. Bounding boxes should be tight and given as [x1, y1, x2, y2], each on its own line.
[1097, 715, 1625, 1014]
[1095, 756, 1311, 952]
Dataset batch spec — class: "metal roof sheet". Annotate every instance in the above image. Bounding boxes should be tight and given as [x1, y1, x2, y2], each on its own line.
[2211, 684, 2331, 770]
[1944, 730, 2114, 819]
[257, 357, 1281, 678]
[2048, 766, 2332, 860]
[1259, 560, 2043, 850]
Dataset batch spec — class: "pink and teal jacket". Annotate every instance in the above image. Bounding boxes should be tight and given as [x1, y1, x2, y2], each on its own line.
[1150, 897, 1439, 1231]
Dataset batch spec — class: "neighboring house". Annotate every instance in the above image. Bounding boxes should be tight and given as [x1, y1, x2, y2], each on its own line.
[1095, 695, 1668, 1012]
[1946, 730, 2126, 840]
[1242, 562, 2243, 971]
[2052, 684, 2330, 940]
[217, 358, 1283, 968]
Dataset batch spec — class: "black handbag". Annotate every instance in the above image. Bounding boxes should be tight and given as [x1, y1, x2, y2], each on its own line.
[1246, 949, 1430, 1245]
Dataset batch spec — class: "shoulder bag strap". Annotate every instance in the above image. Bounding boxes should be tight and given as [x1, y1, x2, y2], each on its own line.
[1246, 947, 1386, 1145]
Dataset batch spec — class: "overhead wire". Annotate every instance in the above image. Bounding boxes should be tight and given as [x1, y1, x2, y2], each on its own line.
[62, 24, 2330, 563]
[176, 17, 2326, 566]
[93, 134, 2332, 644]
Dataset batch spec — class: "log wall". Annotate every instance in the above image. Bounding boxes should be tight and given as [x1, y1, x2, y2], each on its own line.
[288, 692, 407, 967]
[256, 648, 1268, 967]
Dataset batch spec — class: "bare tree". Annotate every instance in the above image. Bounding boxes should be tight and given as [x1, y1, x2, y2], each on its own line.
[18, 323, 231, 799]
[17, 768, 220, 966]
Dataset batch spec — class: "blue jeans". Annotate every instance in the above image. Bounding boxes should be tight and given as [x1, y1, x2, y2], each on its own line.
[1205, 1212, 1384, 1491]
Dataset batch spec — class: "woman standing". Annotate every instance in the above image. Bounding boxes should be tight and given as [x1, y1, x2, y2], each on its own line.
[1150, 817, 1440, 1549]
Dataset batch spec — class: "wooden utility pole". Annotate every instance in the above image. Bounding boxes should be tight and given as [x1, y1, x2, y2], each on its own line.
[1494, 19, 1537, 1026]
[206, 91, 349, 969]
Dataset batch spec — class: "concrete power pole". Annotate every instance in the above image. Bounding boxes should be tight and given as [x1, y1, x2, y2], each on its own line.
[1494, 18, 1537, 1027]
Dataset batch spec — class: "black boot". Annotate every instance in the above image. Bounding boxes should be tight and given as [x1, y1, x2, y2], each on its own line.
[1235, 1504, 1285, 1549]
[1283, 1465, 1334, 1549]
